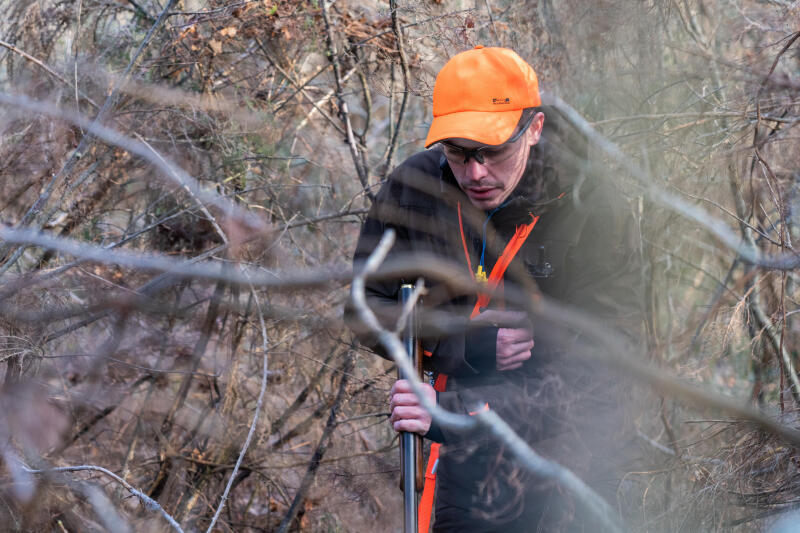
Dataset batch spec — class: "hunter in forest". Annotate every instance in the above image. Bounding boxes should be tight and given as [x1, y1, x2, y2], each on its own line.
[350, 46, 644, 532]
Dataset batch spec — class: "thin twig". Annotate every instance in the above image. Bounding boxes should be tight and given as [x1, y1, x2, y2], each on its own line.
[275, 353, 354, 533]
[126, 0, 155, 21]
[256, 37, 347, 137]
[383, 0, 411, 180]
[134, 133, 229, 245]
[22, 464, 183, 532]
[590, 110, 798, 126]
[321, 0, 369, 192]
[670, 184, 782, 246]
[483, 0, 501, 45]
[0, 39, 99, 109]
[749, 289, 800, 401]
[205, 283, 269, 532]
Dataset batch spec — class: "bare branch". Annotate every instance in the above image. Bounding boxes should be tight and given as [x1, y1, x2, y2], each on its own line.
[0, 39, 99, 109]
[546, 94, 800, 270]
[321, 0, 369, 193]
[205, 283, 269, 532]
[22, 464, 184, 532]
[0, 226, 345, 288]
[0, 92, 266, 235]
[275, 354, 354, 533]
[384, 0, 411, 178]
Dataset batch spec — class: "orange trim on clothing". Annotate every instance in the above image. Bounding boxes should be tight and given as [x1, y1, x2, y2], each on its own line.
[468, 211, 539, 319]
[468, 402, 490, 416]
[418, 442, 441, 533]
[419, 204, 538, 532]
[457, 202, 474, 278]
[433, 374, 448, 392]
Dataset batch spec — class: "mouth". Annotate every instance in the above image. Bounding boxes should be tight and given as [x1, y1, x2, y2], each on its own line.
[466, 186, 498, 199]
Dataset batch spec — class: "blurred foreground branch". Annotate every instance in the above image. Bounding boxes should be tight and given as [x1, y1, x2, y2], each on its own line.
[546, 95, 800, 271]
[349, 229, 624, 533]
[22, 464, 183, 533]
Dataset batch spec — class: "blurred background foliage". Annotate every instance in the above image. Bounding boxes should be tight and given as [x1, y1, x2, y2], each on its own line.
[0, 0, 799, 531]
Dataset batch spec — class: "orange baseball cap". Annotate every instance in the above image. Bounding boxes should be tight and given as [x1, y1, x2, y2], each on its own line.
[424, 46, 541, 148]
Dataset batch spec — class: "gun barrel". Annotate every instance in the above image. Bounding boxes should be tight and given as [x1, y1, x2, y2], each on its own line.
[402, 432, 417, 532]
[399, 284, 419, 533]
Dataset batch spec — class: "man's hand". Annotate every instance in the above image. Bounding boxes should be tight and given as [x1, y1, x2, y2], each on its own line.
[389, 379, 436, 435]
[473, 309, 534, 371]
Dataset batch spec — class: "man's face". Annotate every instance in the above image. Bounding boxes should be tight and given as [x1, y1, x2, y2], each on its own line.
[442, 112, 545, 210]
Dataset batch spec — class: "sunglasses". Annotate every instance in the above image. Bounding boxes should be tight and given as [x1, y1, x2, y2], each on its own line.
[440, 112, 536, 165]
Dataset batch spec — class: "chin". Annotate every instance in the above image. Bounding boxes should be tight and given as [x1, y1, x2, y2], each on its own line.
[469, 198, 502, 210]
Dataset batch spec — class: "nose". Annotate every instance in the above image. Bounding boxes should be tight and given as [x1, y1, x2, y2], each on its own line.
[464, 157, 488, 182]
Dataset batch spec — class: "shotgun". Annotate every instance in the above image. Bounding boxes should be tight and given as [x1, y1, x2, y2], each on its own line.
[399, 284, 424, 533]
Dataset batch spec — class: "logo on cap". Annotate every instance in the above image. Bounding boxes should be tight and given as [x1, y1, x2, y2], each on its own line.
[492, 97, 511, 105]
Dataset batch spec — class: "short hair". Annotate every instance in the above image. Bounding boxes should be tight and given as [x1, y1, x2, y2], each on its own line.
[511, 107, 540, 139]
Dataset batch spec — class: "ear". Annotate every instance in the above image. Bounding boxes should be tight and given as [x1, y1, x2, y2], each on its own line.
[527, 112, 545, 147]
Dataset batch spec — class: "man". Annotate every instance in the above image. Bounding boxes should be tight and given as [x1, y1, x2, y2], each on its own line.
[351, 46, 643, 532]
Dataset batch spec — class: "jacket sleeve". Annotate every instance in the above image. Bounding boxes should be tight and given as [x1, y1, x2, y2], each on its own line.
[347, 154, 494, 377]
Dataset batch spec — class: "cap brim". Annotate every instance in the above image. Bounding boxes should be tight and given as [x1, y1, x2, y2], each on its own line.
[424, 108, 523, 148]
